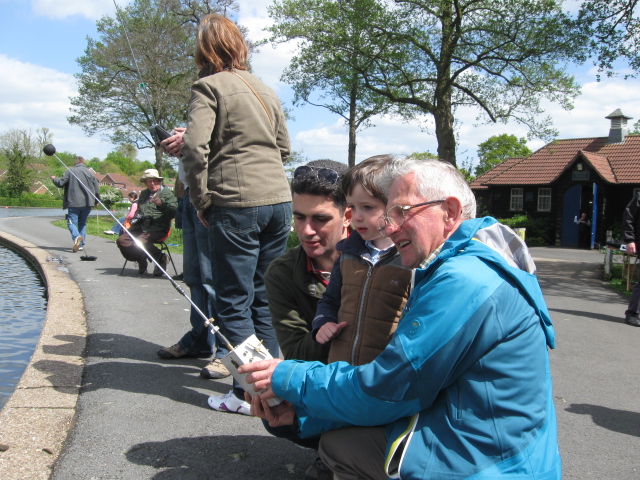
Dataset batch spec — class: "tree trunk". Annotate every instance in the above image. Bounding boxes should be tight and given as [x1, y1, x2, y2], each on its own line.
[347, 84, 358, 168]
[154, 145, 164, 176]
[434, 1, 456, 166]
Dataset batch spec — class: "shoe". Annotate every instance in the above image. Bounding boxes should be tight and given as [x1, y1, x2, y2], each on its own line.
[200, 358, 231, 379]
[157, 343, 189, 359]
[138, 257, 148, 274]
[154, 253, 167, 276]
[304, 457, 333, 480]
[624, 314, 640, 327]
[104, 230, 116, 235]
[73, 236, 82, 252]
[172, 273, 184, 281]
[207, 390, 251, 416]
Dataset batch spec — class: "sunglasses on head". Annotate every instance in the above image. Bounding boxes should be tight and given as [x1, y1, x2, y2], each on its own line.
[293, 166, 340, 185]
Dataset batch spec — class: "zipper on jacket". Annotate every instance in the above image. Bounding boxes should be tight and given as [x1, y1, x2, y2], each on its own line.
[350, 260, 374, 365]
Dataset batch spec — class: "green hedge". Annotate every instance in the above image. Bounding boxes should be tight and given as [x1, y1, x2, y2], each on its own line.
[497, 214, 554, 247]
[0, 196, 63, 208]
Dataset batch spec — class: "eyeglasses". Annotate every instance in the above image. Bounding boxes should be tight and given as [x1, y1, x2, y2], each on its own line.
[377, 199, 445, 234]
[293, 166, 339, 185]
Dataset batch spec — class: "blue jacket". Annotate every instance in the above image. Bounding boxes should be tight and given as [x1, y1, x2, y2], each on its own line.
[272, 217, 561, 479]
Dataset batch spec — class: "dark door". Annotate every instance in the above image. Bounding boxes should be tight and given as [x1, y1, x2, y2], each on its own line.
[562, 185, 581, 247]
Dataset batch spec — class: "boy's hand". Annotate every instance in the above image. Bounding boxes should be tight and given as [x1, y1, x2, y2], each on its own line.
[316, 321, 348, 344]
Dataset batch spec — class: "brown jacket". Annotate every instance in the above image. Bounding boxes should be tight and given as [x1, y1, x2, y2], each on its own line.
[181, 69, 292, 211]
[314, 232, 412, 366]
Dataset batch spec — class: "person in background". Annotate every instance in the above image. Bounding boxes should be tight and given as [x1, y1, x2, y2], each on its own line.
[116, 169, 177, 276]
[51, 156, 101, 253]
[622, 192, 640, 327]
[242, 158, 561, 480]
[181, 13, 292, 415]
[155, 128, 229, 379]
[104, 191, 138, 235]
[312, 155, 412, 366]
[577, 212, 591, 249]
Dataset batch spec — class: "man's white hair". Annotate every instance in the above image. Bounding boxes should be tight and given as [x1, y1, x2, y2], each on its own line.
[379, 158, 477, 220]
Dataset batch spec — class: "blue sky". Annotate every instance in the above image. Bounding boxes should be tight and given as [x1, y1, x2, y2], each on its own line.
[1, 0, 640, 169]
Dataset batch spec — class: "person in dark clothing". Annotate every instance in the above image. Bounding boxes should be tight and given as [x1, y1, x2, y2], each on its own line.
[577, 213, 592, 249]
[116, 169, 177, 276]
[622, 193, 640, 326]
[51, 156, 101, 252]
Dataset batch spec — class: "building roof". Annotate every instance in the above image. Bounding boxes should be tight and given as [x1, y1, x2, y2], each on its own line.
[470, 134, 640, 188]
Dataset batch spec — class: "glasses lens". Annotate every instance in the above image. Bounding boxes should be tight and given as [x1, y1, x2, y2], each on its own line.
[387, 205, 404, 227]
[377, 215, 387, 232]
[293, 166, 339, 185]
[293, 166, 313, 180]
[316, 168, 339, 185]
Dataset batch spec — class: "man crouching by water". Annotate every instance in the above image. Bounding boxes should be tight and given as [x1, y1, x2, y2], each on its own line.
[240, 157, 561, 480]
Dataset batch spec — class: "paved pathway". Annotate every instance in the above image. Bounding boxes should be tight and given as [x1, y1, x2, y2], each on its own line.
[0, 215, 638, 479]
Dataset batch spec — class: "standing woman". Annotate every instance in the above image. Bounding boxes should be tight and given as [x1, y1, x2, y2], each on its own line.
[181, 14, 292, 415]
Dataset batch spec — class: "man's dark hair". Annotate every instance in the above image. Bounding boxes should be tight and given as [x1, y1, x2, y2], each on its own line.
[291, 159, 349, 211]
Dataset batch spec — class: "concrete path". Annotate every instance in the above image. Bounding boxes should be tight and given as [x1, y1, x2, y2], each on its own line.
[0, 215, 638, 479]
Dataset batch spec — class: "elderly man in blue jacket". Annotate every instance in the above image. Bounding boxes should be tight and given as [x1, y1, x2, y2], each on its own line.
[241, 158, 561, 480]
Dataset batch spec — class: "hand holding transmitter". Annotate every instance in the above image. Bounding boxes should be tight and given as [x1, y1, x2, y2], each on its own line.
[220, 334, 282, 407]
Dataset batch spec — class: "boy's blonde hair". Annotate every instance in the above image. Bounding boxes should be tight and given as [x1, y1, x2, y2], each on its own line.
[341, 154, 394, 204]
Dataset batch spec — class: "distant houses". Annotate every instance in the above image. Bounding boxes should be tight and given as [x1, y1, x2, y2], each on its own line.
[471, 108, 640, 248]
[0, 166, 176, 203]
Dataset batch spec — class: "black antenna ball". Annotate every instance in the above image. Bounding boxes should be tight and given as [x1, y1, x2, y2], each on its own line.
[43, 144, 56, 156]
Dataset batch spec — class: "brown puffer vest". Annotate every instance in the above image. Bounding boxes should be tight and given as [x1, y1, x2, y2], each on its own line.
[328, 249, 412, 366]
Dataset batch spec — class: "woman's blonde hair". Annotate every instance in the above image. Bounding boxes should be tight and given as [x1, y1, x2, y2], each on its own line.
[195, 14, 248, 72]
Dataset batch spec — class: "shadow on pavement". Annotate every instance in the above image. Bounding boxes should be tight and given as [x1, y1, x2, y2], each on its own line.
[548, 308, 624, 325]
[33, 333, 225, 409]
[125, 434, 316, 480]
[566, 403, 640, 438]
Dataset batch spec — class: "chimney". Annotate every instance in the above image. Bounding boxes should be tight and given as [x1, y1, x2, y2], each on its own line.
[605, 108, 633, 144]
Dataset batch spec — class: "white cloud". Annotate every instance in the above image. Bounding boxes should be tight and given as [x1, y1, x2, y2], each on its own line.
[0, 54, 117, 159]
[31, 0, 120, 20]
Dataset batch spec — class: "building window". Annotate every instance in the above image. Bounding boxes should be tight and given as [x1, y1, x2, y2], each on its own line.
[538, 188, 552, 211]
[510, 188, 523, 211]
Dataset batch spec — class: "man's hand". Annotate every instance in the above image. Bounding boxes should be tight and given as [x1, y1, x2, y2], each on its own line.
[150, 194, 162, 206]
[627, 242, 637, 255]
[160, 127, 186, 157]
[238, 358, 282, 397]
[50, 176, 55, 180]
[316, 321, 347, 344]
[244, 393, 296, 427]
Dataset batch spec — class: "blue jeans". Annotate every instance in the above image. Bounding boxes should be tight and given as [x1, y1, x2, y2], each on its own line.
[67, 207, 92, 246]
[207, 202, 292, 397]
[110, 217, 125, 235]
[178, 200, 224, 358]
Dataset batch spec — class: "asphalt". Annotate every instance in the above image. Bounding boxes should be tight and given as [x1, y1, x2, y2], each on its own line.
[0, 215, 639, 479]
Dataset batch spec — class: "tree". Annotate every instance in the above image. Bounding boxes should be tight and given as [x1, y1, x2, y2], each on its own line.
[475, 134, 532, 176]
[3, 147, 32, 197]
[100, 186, 124, 210]
[573, 0, 640, 79]
[266, 0, 393, 167]
[285, 0, 579, 166]
[69, 0, 239, 173]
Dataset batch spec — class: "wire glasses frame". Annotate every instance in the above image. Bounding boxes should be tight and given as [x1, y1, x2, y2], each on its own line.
[293, 166, 340, 185]
[377, 199, 445, 235]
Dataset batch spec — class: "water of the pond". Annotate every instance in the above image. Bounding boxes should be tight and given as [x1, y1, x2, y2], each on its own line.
[0, 242, 47, 410]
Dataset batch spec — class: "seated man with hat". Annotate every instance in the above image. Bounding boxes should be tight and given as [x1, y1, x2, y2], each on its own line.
[117, 169, 178, 276]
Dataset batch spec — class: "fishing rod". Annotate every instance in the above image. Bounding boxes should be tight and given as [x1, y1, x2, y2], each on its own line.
[44, 144, 280, 405]
[111, 0, 172, 146]
[43, 143, 232, 351]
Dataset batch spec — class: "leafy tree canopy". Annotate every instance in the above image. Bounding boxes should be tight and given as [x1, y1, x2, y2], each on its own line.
[68, 0, 240, 173]
[475, 134, 532, 176]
